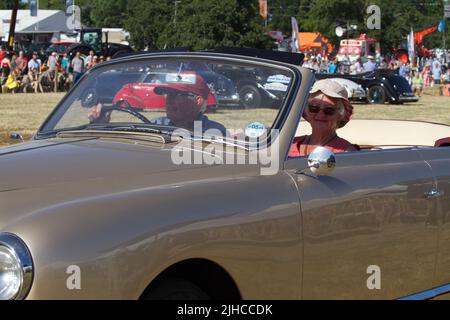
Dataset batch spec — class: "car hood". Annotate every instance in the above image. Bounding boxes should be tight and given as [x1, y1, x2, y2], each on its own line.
[0, 136, 231, 229]
[0, 136, 214, 192]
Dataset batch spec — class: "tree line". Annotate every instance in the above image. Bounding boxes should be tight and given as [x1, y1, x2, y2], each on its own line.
[1, 0, 448, 53]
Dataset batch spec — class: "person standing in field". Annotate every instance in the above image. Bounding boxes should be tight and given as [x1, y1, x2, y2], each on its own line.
[71, 51, 85, 84]
[15, 51, 28, 77]
[422, 64, 431, 88]
[1, 53, 12, 80]
[432, 58, 442, 86]
[412, 71, 424, 97]
[28, 53, 43, 93]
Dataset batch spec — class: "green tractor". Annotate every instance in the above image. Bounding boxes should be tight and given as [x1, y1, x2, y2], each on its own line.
[66, 28, 133, 61]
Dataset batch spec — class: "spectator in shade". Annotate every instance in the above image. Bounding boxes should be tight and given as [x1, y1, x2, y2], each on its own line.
[15, 51, 28, 76]
[363, 56, 377, 72]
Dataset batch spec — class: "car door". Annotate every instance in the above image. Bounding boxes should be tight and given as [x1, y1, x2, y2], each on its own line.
[416, 146, 450, 298]
[284, 148, 440, 299]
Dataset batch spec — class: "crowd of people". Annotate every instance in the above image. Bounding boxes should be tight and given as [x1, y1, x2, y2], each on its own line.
[2, 45, 449, 98]
[301, 51, 450, 97]
[0, 50, 112, 94]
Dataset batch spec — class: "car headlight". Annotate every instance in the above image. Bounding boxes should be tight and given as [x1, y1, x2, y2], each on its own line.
[0, 233, 33, 300]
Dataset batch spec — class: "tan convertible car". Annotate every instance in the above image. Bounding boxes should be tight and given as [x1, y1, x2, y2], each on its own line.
[1, 49, 450, 300]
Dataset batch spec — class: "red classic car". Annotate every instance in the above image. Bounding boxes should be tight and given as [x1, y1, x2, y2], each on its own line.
[112, 72, 218, 111]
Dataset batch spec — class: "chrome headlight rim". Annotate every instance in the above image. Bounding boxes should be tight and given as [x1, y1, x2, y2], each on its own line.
[0, 233, 34, 300]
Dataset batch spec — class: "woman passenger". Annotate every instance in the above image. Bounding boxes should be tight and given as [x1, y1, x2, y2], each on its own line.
[289, 79, 357, 157]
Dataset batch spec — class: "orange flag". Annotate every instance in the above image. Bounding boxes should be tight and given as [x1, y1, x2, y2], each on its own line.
[259, 0, 267, 20]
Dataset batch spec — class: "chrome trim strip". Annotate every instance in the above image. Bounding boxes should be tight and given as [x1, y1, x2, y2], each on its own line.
[0, 233, 34, 300]
[398, 284, 450, 300]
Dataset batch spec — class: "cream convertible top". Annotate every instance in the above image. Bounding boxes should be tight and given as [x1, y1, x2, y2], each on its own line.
[296, 119, 450, 149]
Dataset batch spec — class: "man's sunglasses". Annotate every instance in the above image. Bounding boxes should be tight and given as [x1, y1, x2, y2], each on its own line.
[308, 105, 337, 116]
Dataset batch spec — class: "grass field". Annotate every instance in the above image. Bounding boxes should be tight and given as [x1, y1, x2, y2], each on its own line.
[0, 90, 449, 146]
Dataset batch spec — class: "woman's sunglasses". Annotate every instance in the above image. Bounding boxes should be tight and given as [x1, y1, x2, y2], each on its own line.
[308, 105, 337, 116]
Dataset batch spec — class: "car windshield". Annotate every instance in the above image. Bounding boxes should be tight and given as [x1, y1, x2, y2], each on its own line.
[39, 56, 296, 143]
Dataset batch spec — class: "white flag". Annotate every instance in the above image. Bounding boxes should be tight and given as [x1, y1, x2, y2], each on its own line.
[407, 27, 415, 62]
[291, 17, 300, 53]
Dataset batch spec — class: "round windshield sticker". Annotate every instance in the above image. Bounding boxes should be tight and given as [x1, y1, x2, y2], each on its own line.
[245, 122, 267, 138]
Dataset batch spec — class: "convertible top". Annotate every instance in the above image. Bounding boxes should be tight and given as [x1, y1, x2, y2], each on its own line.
[113, 47, 305, 66]
[206, 47, 305, 66]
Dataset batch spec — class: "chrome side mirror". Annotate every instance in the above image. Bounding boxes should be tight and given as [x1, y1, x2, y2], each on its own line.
[10, 132, 24, 143]
[307, 147, 336, 176]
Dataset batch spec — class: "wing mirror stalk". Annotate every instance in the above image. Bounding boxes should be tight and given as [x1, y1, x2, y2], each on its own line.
[10, 132, 24, 143]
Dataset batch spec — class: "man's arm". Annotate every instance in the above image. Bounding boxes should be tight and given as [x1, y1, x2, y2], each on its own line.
[88, 103, 111, 123]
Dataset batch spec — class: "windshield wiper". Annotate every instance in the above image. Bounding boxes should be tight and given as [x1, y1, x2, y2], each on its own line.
[84, 123, 166, 134]
[37, 123, 180, 141]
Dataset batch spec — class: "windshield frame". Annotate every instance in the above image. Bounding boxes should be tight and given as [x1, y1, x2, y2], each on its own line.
[36, 52, 302, 150]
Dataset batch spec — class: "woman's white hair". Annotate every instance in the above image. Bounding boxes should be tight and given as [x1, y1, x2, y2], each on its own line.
[334, 99, 346, 118]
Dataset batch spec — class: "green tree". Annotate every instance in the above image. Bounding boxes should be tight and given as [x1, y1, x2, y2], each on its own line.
[299, 0, 448, 54]
[367, 0, 448, 54]
[156, 0, 272, 50]
[124, 0, 172, 50]
[89, 0, 128, 28]
[0, 0, 26, 9]
[302, 0, 366, 47]
[37, 0, 64, 10]
[267, 0, 311, 35]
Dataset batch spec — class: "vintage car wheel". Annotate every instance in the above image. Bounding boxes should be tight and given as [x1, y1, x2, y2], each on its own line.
[143, 278, 210, 300]
[80, 88, 99, 108]
[239, 84, 262, 109]
[367, 85, 386, 104]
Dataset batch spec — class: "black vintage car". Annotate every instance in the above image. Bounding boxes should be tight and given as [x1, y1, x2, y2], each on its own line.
[316, 70, 418, 104]
[211, 64, 286, 109]
[184, 62, 240, 108]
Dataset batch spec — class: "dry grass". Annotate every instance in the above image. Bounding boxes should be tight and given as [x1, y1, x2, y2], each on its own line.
[0, 93, 64, 146]
[352, 93, 450, 125]
[0, 91, 449, 146]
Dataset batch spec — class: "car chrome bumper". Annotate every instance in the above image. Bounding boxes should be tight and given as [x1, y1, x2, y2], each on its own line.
[399, 96, 419, 102]
[217, 95, 240, 107]
[351, 91, 367, 99]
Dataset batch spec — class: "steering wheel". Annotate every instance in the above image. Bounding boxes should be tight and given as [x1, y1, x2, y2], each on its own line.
[100, 104, 152, 124]
[81, 88, 98, 108]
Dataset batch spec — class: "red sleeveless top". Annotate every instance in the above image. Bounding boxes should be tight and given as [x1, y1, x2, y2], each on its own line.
[288, 135, 357, 157]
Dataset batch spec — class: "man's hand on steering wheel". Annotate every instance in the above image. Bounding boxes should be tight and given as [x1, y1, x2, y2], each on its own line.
[88, 102, 152, 124]
[88, 103, 111, 123]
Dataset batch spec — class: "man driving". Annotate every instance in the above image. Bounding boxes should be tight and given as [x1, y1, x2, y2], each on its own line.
[88, 72, 227, 136]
